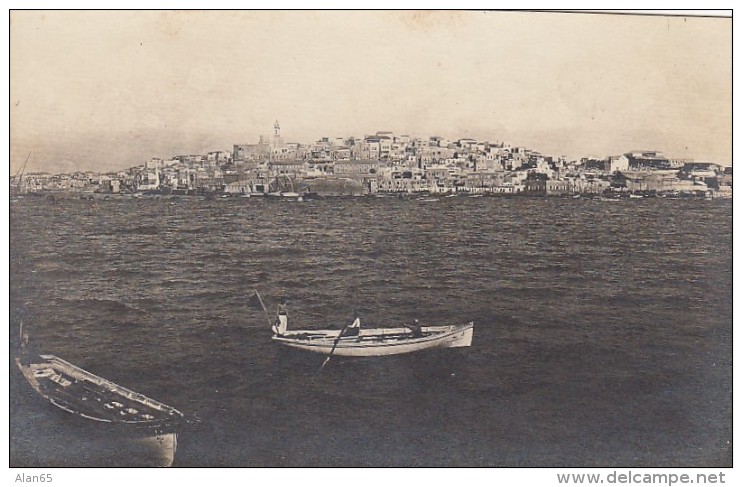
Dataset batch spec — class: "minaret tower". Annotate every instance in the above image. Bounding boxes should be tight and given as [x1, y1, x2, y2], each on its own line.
[273, 120, 281, 147]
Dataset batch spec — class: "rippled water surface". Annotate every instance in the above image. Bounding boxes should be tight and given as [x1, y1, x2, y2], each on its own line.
[9, 195, 732, 467]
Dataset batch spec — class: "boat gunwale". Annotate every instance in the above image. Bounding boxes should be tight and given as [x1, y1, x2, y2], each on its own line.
[272, 321, 473, 349]
[16, 355, 184, 426]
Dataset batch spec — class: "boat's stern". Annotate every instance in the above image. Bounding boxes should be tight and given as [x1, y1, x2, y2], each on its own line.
[137, 430, 178, 467]
[444, 322, 474, 348]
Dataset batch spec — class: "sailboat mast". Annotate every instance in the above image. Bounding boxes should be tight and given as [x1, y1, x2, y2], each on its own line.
[14, 152, 31, 180]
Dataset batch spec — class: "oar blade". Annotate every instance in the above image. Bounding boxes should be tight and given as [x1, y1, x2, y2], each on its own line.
[318, 356, 332, 372]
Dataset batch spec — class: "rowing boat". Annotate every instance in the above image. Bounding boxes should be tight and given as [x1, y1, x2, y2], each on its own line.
[15, 350, 183, 467]
[271, 318, 474, 357]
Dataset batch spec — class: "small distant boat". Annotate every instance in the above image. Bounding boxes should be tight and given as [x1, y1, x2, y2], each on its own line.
[629, 194, 644, 199]
[419, 197, 439, 202]
[16, 336, 184, 467]
[271, 317, 474, 357]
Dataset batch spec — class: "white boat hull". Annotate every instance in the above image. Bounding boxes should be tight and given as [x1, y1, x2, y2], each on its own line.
[133, 431, 178, 467]
[272, 322, 473, 357]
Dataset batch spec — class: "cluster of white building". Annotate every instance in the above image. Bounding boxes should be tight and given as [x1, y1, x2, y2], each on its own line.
[18, 123, 732, 198]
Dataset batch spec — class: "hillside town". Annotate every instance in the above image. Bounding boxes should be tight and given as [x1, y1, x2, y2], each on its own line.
[12, 122, 732, 199]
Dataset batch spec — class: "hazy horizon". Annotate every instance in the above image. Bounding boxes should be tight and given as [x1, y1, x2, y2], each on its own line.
[10, 11, 732, 174]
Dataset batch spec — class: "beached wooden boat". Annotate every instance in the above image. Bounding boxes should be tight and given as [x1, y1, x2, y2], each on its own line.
[271, 319, 474, 357]
[16, 352, 183, 467]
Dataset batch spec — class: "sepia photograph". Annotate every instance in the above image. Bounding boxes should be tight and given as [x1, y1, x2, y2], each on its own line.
[8, 8, 732, 476]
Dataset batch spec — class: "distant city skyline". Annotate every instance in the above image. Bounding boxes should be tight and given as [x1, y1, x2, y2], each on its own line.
[10, 10, 732, 174]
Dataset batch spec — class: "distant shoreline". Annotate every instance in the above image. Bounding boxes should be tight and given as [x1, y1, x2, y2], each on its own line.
[10, 188, 730, 202]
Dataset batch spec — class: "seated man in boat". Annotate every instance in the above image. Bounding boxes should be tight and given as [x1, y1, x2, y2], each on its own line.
[408, 319, 424, 338]
[272, 299, 288, 336]
[344, 318, 361, 337]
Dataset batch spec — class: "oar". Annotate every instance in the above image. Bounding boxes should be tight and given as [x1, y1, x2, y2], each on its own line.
[254, 291, 273, 328]
[318, 321, 352, 373]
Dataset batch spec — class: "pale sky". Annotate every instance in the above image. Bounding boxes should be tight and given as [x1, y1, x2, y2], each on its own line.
[9, 10, 732, 174]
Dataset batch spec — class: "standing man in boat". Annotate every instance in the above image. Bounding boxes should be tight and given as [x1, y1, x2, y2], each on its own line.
[273, 298, 288, 336]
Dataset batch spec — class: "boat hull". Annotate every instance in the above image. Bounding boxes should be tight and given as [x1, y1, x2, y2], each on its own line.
[272, 322, 473, 357]
[14, 354, 182, 467]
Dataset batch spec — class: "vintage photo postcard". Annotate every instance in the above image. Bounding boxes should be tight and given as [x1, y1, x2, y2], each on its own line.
[8, 9, 732, 480]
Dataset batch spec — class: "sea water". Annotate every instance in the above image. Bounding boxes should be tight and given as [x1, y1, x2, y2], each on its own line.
[9, 195, 732, 467]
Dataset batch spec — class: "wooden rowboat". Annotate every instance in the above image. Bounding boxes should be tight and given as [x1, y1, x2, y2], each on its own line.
[271, 320, 474, 357]
[15, 352, 183, 467]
